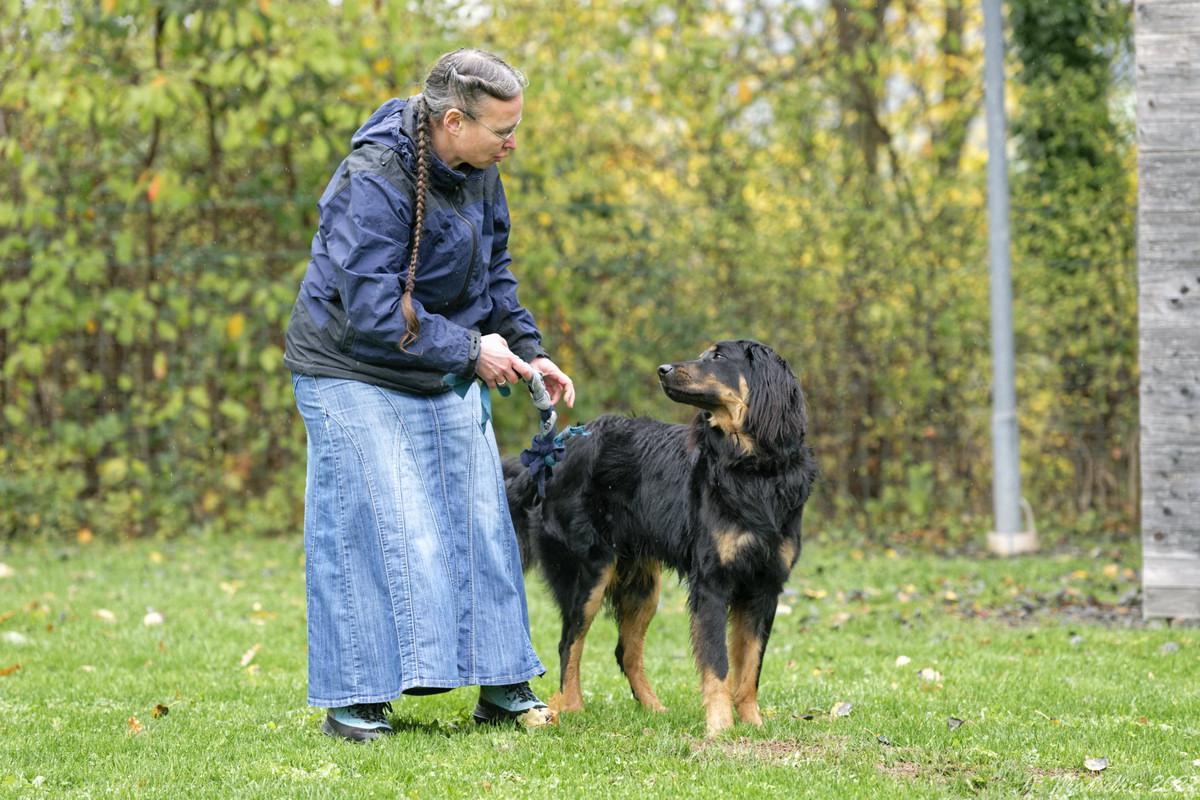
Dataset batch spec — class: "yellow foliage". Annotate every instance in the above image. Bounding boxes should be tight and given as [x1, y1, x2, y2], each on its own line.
[225, 313, 246, 341]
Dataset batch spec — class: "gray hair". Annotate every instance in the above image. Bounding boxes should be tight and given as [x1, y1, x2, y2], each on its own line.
[400, 49, 525, 350]
[421, 48, 527, 121]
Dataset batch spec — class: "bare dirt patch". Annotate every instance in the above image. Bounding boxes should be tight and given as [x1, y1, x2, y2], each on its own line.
[688, 734, 845, 764]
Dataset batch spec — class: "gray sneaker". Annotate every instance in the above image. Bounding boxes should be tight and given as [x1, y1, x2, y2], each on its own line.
[473, 682, 548, 724]
[321, 702, 395, 742]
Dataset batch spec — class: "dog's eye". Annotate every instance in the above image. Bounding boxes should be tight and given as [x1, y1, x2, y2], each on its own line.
[711, 351, 724, 360]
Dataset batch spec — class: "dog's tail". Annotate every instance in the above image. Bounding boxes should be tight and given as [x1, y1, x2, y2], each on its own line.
[502, 456, 540, 571]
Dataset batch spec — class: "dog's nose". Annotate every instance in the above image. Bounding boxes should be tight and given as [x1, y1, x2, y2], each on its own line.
[658, 364, 674, 377]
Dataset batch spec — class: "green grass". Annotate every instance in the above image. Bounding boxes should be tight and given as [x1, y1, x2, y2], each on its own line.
[1, 535, 1198, 799]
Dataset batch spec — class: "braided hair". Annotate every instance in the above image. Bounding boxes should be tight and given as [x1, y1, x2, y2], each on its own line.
[400, 49, 527, 349]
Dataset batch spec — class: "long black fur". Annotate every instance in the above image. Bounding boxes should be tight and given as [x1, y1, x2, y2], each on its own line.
[504, 339, 817, 735]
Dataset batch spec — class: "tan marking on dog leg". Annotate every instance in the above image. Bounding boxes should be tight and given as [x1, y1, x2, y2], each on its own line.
[714, 527, 757, 565]
[779, 538, 798, 571]
[690, 612, 734, 736]
[617, 565, 666, 711]
[556, 563, 615, 714]
[729, 609, 764, 726]
[698, 667, 735, 737]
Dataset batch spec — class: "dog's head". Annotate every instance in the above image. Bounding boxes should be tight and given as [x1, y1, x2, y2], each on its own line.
[658, 340, 807, 452]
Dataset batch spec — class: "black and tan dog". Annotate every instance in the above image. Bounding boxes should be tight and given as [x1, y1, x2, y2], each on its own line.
[504, 340, 817, 736]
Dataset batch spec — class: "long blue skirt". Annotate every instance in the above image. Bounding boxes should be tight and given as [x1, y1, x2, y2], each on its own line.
[292, 374, 545, 707]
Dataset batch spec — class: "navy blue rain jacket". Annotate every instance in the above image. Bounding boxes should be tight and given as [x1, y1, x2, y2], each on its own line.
[283, 96, 546, 394]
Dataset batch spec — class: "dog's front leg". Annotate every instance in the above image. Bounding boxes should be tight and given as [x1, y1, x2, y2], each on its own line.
[729, 592, 778, 726]
[688, 581, 734, 737]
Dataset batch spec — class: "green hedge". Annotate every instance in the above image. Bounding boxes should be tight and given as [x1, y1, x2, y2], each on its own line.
[0, 0, 1136, 541]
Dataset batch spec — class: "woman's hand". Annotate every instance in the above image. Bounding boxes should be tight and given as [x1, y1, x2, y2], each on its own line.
[477, 333, 533, 389]
[530, 356, 575, 408]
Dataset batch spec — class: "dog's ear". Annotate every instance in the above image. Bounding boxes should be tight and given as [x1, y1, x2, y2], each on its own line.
[744, 342, 807, 443]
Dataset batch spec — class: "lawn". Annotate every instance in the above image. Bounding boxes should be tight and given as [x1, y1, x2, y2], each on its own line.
[1, 534, 1197, 799]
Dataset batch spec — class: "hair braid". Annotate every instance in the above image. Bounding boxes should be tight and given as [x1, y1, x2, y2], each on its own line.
[400, 103, 431, 350]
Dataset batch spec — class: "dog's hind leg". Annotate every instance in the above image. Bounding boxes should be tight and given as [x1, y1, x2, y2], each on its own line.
[613, 559, 666, 712]
[549, 562, 615, 714]
[729, 591, 778, 726]
[688, 582, 735, 737]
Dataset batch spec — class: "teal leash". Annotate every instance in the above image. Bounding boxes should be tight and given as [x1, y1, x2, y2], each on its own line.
[442, 373, 509, 432]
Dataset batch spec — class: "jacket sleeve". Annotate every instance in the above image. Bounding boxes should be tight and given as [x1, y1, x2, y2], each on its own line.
[321, 171, 481, 377]
[482, 179, 548, 364]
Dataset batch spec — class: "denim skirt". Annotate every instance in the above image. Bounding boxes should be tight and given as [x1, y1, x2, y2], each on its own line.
[292, 374, 545, 707]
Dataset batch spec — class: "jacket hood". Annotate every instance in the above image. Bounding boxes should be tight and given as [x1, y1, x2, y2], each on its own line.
[350, 97, 408, 150]
[350, 96, 484, 187]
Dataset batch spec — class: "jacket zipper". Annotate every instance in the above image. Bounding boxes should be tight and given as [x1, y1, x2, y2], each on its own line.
[441, 182, 479, 312]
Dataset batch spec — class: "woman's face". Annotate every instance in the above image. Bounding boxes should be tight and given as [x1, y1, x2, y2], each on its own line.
[440, 93, 523, 170]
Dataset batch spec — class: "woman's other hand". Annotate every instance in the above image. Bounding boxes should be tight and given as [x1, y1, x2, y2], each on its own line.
[530, 357, 575, 408]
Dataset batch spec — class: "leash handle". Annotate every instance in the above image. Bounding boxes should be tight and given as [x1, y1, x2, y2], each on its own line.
[526, 370, 557, 436]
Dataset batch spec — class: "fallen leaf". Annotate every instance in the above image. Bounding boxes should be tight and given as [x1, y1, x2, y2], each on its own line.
[77, 528, 94, 544]
[2, 631, 28, 645]
[918, 668, 942, 682]
[775, 603, 793, 615]
[803, 588, 827, 599]
[792, 713, 815, 721]
[895, 655, 912, 667]
[876, 734, 892, 745]
[143, 610, 164, 627]
[948, 717, 964, 730]
[152, 704, 171, 718]
[127, 717, 145, 735]
[0, 563, 15, 578]
[519, 706, 558, 728]
[94, 609, 117, 624]
[1102, 563, 1120, 579]
[240, 643, 262, 667]
[1161, 642, 1179, 654]
[0, 663, 19, 676]
[81, 665, 96, 672]
[831, 701, 854, 717]
[1084, 757, 1110, 772]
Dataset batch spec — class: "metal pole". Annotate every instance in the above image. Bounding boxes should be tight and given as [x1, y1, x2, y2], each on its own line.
[983, 0, 1031, 554]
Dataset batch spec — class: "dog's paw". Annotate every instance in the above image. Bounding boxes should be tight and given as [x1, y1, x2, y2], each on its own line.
[547, 692, 583, 713]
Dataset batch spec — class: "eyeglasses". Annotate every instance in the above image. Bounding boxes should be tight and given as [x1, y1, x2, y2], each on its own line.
[459, 108, 520, 143]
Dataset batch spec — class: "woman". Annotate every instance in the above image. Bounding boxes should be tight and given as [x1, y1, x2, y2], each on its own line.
[284, 49, 574, 742]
